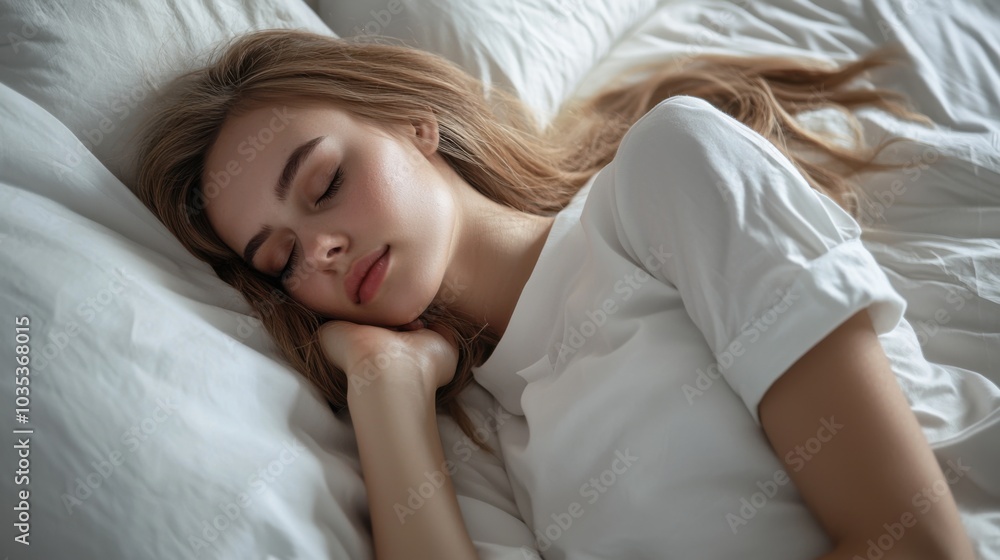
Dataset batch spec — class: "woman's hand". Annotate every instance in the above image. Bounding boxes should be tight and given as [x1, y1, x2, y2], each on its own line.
[317, 318, 460, 400]
[323, 318, 479, 560]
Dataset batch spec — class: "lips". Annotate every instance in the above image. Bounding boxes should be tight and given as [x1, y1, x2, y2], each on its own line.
[345, 246, 388, 304]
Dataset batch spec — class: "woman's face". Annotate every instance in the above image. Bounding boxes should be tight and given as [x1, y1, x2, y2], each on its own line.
[202, 102, 458, 328]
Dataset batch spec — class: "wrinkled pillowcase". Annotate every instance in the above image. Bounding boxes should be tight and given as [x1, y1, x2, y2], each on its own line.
[313, 0, 657, 126]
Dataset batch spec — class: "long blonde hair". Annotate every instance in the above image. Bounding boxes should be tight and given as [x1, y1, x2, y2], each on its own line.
[134, 29, 925, 455]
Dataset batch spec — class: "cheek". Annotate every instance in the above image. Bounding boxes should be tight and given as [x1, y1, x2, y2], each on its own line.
[292, 275, 335, 310]
[378, 156, 453, 255]
[290, 278, 372, 323]
[279, 269, 325, 310]
[372, 146, 431, 212]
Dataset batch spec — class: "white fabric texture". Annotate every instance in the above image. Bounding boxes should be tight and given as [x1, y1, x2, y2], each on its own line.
[0, 2, 539, 559]
[471, 96, 1000, 558]
[0, 0, 333, 186]
[0, 80, 527, 560]
[1, 0, 998, 558]
[311, 0, 658, 126]
[0, 81, 377, 560]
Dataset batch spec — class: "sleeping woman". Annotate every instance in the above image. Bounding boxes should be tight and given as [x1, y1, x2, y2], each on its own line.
[133, 29, 977, 559]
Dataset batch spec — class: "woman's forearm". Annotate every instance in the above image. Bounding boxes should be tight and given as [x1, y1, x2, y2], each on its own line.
[347, 376, 477, 560]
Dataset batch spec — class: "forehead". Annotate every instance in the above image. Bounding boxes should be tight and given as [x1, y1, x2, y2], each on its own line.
[209, 103, 328, 158]
[203, 101, 395, 171]
[200, 104, 331, 257]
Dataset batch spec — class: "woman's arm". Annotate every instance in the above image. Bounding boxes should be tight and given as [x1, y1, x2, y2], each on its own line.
[347, 374, 478, 560]
[319, 320, 478, 560]
[759, 309, 975, 560]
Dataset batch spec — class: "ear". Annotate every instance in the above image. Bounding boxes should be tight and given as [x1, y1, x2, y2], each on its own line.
[411, 117, 440, 157]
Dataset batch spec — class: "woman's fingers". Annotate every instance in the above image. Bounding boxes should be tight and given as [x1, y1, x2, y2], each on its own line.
[316, 318, 460, 391]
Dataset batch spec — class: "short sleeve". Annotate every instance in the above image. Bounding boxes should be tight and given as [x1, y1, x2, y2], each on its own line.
[611, 96, 906, 425]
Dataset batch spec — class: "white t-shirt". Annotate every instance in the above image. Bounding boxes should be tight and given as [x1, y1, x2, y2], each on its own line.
[468, 96, 998, 559]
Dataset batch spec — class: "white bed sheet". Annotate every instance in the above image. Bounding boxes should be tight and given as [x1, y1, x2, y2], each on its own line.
[533, 0, 1000, 557]
[0, 0, 997, 558]
[0, 1, 587, 558]
[577, 0, 1000, 431]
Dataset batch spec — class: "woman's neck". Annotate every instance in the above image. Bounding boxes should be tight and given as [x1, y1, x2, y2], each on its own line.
[438, 178, 556, 340]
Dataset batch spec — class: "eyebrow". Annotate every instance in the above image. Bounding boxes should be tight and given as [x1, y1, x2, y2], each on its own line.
[242, 135, 326, 269]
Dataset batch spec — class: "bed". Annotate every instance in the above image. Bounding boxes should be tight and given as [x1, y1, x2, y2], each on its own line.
[0, 0, 997, 559]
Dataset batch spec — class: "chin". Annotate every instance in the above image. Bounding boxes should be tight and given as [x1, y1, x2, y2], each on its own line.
[358, 301, 417, 330]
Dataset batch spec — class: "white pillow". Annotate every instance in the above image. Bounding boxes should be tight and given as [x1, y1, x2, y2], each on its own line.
[0, 0, 332, 186]
[314, 0, 658, 126]
[0, 3, 537, 558]
[0, 79, 376, 560]
[0, 3, 356, 559]
[0, 78, 533, 560]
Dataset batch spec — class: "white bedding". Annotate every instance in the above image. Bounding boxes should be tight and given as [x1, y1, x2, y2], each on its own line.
[0, 0, 997, 559]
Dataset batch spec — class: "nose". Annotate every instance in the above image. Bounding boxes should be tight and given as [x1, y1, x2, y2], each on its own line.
[305, 230, 345, 272]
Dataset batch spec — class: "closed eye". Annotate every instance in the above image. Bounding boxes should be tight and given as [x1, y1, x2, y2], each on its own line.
[279, 167, 344, 282]
[316, 167, 343, 206]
